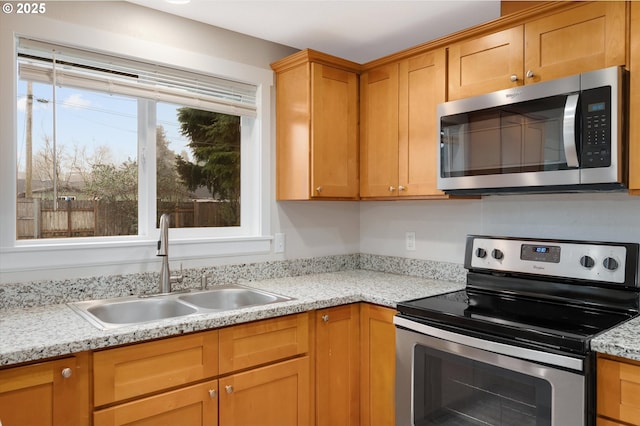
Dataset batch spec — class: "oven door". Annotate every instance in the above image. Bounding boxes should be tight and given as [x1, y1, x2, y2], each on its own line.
[395, 318, 586, 426]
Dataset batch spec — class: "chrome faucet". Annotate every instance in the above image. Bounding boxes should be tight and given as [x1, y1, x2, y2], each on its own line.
[156, 213, 182, 293]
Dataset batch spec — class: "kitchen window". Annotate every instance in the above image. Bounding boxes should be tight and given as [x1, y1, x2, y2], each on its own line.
[17, 38, 255, 239]
[1, 33, 272, 281]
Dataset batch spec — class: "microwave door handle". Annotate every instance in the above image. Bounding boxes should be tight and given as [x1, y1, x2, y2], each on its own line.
[563, 94, 580, 168]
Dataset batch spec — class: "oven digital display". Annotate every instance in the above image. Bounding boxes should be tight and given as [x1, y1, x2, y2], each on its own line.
[521, 244, 561, 263]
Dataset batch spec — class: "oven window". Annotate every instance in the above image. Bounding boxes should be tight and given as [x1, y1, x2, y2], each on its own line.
[414, 345, 552, 426]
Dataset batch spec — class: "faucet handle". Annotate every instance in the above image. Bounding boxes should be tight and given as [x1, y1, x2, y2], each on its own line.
[201, 274, 209, 290]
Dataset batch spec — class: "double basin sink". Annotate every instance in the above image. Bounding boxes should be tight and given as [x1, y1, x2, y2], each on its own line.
[69, 284, 293, 330]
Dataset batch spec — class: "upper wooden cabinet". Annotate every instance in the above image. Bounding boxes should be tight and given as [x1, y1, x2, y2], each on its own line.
[271, 50, 360, 200]
[361, 49, 447, 198]
[448, 26, 524, 100]
[448, 1, 627, 100]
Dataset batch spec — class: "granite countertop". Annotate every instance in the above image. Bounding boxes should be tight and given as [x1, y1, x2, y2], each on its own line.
[3, 267, 638, 368]
[0, 270, 464, 367]
[592, 316, 640, 362]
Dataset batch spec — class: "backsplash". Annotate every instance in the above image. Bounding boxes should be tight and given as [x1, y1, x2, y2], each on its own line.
[0, 253, 465, 310]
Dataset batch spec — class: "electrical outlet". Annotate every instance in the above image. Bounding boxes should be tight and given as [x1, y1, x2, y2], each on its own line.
[406, 232, 416, 251]
[274, 233, 286, 253]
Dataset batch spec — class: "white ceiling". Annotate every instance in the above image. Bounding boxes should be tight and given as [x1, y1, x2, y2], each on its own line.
[129, 0, 501, 63]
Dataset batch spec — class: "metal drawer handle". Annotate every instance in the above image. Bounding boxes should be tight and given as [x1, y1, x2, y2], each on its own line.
[61, 368, 72, 379]
[225, 385, 234, 394]
[209, 389, 217, 399]
[322, 314, 329, 322]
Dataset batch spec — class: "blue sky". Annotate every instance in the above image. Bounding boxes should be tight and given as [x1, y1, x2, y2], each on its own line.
[16, 80, 190, 175]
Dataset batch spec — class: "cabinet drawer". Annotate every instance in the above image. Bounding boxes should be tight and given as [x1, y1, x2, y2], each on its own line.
[94, 380, 218, 426]
[219, 313, 309, 373]
[598, 356, 640, 425]
[93, 330, 218, 407]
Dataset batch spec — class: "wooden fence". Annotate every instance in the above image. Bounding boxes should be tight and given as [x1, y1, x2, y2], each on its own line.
[17, 199, 235, 240]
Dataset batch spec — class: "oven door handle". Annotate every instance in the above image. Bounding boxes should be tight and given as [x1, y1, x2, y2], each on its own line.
[563, 93, 580, 168]
[393, 316, 584, 371]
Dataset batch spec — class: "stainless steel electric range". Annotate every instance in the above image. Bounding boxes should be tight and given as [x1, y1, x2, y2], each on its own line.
[394, 235, 640, 426]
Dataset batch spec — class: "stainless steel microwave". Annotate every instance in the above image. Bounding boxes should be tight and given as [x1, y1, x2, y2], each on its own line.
[437, 66, 627, 195]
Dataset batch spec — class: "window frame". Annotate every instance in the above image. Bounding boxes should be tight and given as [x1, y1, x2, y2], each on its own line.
[0, 20, 273, 283]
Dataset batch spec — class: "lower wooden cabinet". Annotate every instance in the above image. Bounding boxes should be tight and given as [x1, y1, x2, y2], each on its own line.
[0, 353, 90, 426]
[597, 354, 640, 425]
[94, 380, 219, 426]
[93, 313, 310, 426]
[314, 303, 397, 426]
[219, 357, 310, 426]
[93, 330, 219, 407]
[360, 304, 397, 426]
[315, 304, 361, 426]
[0, 304, 399, 426]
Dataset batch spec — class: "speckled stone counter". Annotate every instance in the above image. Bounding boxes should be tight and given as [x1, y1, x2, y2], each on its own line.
[592, 316, 640, 361]
[0, 270, 464, 367]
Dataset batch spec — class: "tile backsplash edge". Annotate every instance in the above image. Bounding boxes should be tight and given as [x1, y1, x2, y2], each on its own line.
[0, 253, 465, 310]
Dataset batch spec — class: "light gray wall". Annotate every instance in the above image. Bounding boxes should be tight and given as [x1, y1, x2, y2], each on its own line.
[360, 193, 640, 265]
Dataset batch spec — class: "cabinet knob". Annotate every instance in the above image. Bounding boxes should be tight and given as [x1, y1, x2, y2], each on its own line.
[61, 367, 72, 379]
[321, 314, 329, 322]
[398, 185, 406, 192]
[316, 186, 323, 193]
[510, 74, 519, 82]
[208, 389, 217, 399]
[526, 70, 535, 79]
[225, 385, 234, 394]
[389, 186, 396, 192]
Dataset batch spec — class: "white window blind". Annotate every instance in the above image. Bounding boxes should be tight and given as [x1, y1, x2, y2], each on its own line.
[17, 37, 257, 117]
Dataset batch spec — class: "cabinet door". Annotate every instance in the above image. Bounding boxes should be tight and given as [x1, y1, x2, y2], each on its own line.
[93, 330, 218, 407]
[360, 63, 400, 197]
[94, 380, 218, 426]
[219, 312, 309, 374]
[597, 356, 640, 425]
[316, 304, 360, 426]
[448, 26, 524, 100]
[0, 354, 90, 426]
[275, 61, 311, 200]
[525, 1, 627, 84]
[219, 357, 310, 426]
[398, 50, 446, 197]
[360, 304, 397, 426]
[311, 63, 359, 198]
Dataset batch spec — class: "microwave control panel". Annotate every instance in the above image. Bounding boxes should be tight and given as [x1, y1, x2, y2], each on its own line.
[581, 86, 612, 168]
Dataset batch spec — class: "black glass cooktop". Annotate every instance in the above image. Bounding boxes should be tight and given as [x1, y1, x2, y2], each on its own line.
[397, 289, 636, 354]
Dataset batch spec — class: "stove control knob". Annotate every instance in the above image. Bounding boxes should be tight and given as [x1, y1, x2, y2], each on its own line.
[580, 255, 595, 269]
[491, 249, 504, 260]
[475, 248, 487, 258]
[603, 257, 619, 271]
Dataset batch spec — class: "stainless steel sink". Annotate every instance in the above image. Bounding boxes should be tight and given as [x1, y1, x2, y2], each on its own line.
[69, 285, 293, 330]
[179, 287, 288, 310]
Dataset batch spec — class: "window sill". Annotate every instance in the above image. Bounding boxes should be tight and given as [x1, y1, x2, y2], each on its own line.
[0, 236, 272, 283]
